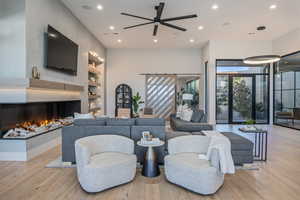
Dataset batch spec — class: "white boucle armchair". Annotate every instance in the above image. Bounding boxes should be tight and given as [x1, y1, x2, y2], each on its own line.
[165, 135, 224, 195]
[75, 135, 137, 193]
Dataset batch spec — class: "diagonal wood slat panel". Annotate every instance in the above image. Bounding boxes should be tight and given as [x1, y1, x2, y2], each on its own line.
[147, 77, 171, 100]
[145, 75, 176, 119]
[147, 77, 175, 113]
[147, 79, 175, 107]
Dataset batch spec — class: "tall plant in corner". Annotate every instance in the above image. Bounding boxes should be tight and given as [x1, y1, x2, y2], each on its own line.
[132, 92, 144, 117]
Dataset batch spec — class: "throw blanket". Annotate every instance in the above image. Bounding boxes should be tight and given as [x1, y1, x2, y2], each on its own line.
[202, 131, 235, 174]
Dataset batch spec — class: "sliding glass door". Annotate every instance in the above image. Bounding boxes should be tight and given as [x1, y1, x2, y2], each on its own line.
[231, 76, 254, 123]
[216, 60, 269, 124]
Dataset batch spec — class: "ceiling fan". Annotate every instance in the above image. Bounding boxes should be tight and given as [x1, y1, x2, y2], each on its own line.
[121, 2, 197, 36]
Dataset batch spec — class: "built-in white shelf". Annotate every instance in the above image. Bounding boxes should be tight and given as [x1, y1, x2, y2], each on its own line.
[88, 51, 105, 115]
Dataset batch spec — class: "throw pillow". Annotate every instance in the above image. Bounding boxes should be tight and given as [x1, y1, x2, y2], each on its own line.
[181, 109, 193, 121]
[176, 105, 183, 118]
[74, 112, 94, 119]
[191, 109, 205, 122]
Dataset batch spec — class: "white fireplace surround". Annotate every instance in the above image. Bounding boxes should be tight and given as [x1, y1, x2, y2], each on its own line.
[0, 78, 84, 103]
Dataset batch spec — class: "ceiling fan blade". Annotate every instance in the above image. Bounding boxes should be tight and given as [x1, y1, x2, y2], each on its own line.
[124, 22, 155, 29]
[156, 2, 165, 20]
[153, 24, 158, 36]
[160, 22, 186, 31]
[121, 12, 154, 21]
[161, 14, 198, 22]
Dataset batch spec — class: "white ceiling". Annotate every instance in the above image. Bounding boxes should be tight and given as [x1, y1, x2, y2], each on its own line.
[61, 0, 300, 48]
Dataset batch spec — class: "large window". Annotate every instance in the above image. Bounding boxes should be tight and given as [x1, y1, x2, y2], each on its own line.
[216, 60, 270, 124]
[274, 51, 300, 130]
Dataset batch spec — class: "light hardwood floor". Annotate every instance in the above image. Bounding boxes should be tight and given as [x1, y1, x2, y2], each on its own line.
[0, 125, 300, 200]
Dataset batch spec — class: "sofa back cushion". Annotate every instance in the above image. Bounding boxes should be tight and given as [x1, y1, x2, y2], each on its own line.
[84, 126, 131, 138]
[191, 109, 205, 122]
[181, 109, 193, 121]
[73, 118, 106, 126]
[135, 118, 165, 126]
[61, 125, 131, 163]
[106, 118, 136, 126]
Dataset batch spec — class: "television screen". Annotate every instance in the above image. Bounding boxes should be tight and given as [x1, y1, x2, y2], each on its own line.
[46, 25, 78, 75]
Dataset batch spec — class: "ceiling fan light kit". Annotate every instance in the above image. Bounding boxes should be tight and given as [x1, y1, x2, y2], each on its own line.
[121, 2, 197, 36]
[243, 55, 281, 65]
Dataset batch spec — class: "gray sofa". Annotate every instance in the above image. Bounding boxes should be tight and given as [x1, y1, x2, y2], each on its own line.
[62, 118, 166, 164]
[170, 111, 213, 132]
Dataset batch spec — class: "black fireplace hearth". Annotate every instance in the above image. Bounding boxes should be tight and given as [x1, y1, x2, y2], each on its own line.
[0, 101, 80, 138]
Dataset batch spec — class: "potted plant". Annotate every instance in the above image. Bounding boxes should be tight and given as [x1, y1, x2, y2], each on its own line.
[132, 92, 144, 118]
[245, 119, 256, 125]
[244, 119, 256, 131]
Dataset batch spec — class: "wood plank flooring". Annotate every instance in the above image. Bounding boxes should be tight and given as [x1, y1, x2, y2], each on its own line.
[0, 125, 300, 200]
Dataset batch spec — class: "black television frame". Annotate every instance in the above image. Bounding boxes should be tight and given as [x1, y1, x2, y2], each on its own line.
[45, 25, 79, 76]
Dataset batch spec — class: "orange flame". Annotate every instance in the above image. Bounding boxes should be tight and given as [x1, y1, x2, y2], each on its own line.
[16, 119, 58, 130]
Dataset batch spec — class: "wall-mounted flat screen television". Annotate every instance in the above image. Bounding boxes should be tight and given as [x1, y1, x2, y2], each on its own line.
[46, 25, 78, 76]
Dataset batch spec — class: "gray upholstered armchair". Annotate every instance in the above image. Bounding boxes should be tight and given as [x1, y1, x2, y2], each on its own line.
[75, 135, 137, 193]
[164, 135, 224, 195]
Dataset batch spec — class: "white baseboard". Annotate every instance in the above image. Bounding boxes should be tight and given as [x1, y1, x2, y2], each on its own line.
[0, 152, 27, 161]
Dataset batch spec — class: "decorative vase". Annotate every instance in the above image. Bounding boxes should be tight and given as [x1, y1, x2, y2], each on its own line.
[32, 66, 40, 79]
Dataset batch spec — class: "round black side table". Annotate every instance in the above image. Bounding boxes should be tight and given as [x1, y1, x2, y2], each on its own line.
[137, 140, 165, 178]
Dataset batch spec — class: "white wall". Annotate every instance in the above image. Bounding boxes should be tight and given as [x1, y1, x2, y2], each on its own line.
[0, 0, 108, 113]
[0, 0, 26, 78]
[273, 28, 300, 56]
[106, 48, 202, 116]
[204, 40, 273, 124]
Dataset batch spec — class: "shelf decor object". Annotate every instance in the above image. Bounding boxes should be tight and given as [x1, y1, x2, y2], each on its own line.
[115, 84, 133, 117]
[243, 55, 281, 65]
[88, 51, 105, 115]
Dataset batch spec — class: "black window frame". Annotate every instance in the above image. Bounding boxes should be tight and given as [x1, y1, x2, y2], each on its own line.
[273, 50, 300, 130]
[215, 59, 270, 124]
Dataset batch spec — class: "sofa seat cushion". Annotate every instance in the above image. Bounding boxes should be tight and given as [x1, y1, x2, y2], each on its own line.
[221, 132, 253, 151]
[106, 118, 135, 126]
[89, 152, 136, 169]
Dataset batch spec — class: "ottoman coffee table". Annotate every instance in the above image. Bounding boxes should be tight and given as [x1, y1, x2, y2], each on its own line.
[221, 132, 254, 165]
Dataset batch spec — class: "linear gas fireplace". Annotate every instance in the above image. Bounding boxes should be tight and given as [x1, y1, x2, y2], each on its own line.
[0, 101, 80, 139]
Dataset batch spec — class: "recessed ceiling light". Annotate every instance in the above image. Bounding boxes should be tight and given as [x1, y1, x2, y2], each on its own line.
[189, 39, 195, 43]
[97, 4, 103, 10]
[248, 32, 256, 35]
[257, 26, 266, 31]
[222, 22, 231, 26]
[153, 39, 158, 43]
[212, 4, 219, 10]
[269, 4, 277, 10]
[82, 5, 92, 10]
[117, 39, 122, 43]
[109, 26, 115, 30]
[198, 26, 204, 30]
